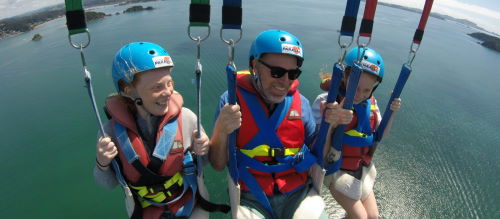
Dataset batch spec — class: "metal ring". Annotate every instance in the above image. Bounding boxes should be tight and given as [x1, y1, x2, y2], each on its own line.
[410, 42, 421, 53]
[356, 35, 372, 47]
[188, 25, 211, 42]
[68, 30, 91, 49]
[220, 28, 243, 45]
[338, 35, 354, 49]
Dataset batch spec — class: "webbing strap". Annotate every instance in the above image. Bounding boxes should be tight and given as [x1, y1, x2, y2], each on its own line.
[237, 146, 316, 173]
[130, 172, 183, 198]
[237, 145, 316, 218]
[324, 61, 363, 175]
[414, 0, 434, 44]
[152, 118, 178, 161]
[374, 0, 434, 143]
[375, 64, 411, 142]
[136, 152, 197, 212]
[312, 64, 343, 167]
[240, 145, 299, 158]
[189, 0, 210, 26]
[226, 65, 239, 185]
[188, 0, 211, 178]
[65, 0, 87, 35]
[222, 0, 242, 29]
[238, 165, 275, 218]
[239, 88, 291, 148]
[340, 0, 361, 37]
[359, 0, 378, 37]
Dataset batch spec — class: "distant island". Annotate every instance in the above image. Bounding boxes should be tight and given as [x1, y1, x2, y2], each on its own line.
[468, 32, 500, 52]
[32, 33, 42, 41]
[123, 6, 154, 13]
[0, 0, 160, 40]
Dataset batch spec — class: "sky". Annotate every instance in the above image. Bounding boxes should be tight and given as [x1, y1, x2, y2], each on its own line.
[0, 0, 499, 34]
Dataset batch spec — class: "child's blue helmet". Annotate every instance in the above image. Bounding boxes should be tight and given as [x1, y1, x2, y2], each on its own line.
[344, 47, 384, 81]
[112, 42, 174, 91]
[249, 29, 304, 68]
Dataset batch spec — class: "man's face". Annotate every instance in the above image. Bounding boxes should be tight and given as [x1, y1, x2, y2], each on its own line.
[253, 53, 299, 104]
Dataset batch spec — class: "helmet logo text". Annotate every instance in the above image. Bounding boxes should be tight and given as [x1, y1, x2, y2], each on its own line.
[360, 60, 380, 75]
[282, 44, 303, 58]
[152, 56, 174, 68]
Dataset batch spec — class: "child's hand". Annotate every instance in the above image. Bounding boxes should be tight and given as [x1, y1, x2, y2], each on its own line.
[96, 136, 118, 170]
[192, 130, 209, 155]
[322, 101, 353, 125]
[390, 98, 402, 112]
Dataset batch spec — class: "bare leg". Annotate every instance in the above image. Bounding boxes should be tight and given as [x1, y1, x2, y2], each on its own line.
[361, 191, 379, 219]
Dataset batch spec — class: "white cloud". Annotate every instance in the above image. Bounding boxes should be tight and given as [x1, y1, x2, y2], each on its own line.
[0, 0, 62, 19]
[380, 0, 500, 34]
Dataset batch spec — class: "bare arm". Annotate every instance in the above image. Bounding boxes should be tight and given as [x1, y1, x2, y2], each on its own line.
[380, 98, 402, 140]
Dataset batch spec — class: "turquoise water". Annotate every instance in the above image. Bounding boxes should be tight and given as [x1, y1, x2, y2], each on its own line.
[1, 0, 499, 218]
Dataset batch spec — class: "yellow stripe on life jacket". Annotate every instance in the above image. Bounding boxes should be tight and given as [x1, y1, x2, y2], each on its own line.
[238, 70, 251, 75]
[129, 172, 183, 208]
[240, 144, 300, 158]
[344, 129, 370, 138]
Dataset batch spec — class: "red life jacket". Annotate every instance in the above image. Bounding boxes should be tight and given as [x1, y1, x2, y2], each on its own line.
[341, 96, 379, 171]
[106, 94, 193, 219]
[235, 71, 308, 196]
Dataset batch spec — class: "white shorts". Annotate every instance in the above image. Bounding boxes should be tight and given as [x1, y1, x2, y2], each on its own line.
[323, 163, 377, 201]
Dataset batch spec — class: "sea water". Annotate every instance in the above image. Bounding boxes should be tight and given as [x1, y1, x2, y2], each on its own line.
[0, 0, 498, 218]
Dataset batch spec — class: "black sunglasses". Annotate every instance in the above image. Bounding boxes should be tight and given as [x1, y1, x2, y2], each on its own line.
[258, 59, 302, 80]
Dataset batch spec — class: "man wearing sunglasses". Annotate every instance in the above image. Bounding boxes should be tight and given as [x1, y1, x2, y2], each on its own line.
[209, 30, 347, 219]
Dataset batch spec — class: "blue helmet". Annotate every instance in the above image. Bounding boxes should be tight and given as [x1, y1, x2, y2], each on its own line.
[249, 29, 304, 68]
[112, 42, 174, 91]
[344, 47, 384, 81]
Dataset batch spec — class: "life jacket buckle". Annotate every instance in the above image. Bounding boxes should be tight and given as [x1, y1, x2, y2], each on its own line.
[148, 183, 167, 194]
[269, 148, 285, 158]
[293, 152, 304, 165]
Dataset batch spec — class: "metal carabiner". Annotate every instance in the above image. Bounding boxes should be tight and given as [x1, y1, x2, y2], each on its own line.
[79, 47, 92, 82]
[406, 42, 420, 66]
[355, 44, 367, 62]
[337, 44, 348, 65]
[195, 37, 203, 73]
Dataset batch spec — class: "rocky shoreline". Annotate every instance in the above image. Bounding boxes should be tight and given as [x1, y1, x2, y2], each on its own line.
[468, 32, 500, 53]
[0, 0, 159, 40]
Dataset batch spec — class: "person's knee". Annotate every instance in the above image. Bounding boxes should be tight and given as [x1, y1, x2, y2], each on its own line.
[346, 209, 367, 219]
[293, 190, 326, 219]
[366, 209, 379, 219]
